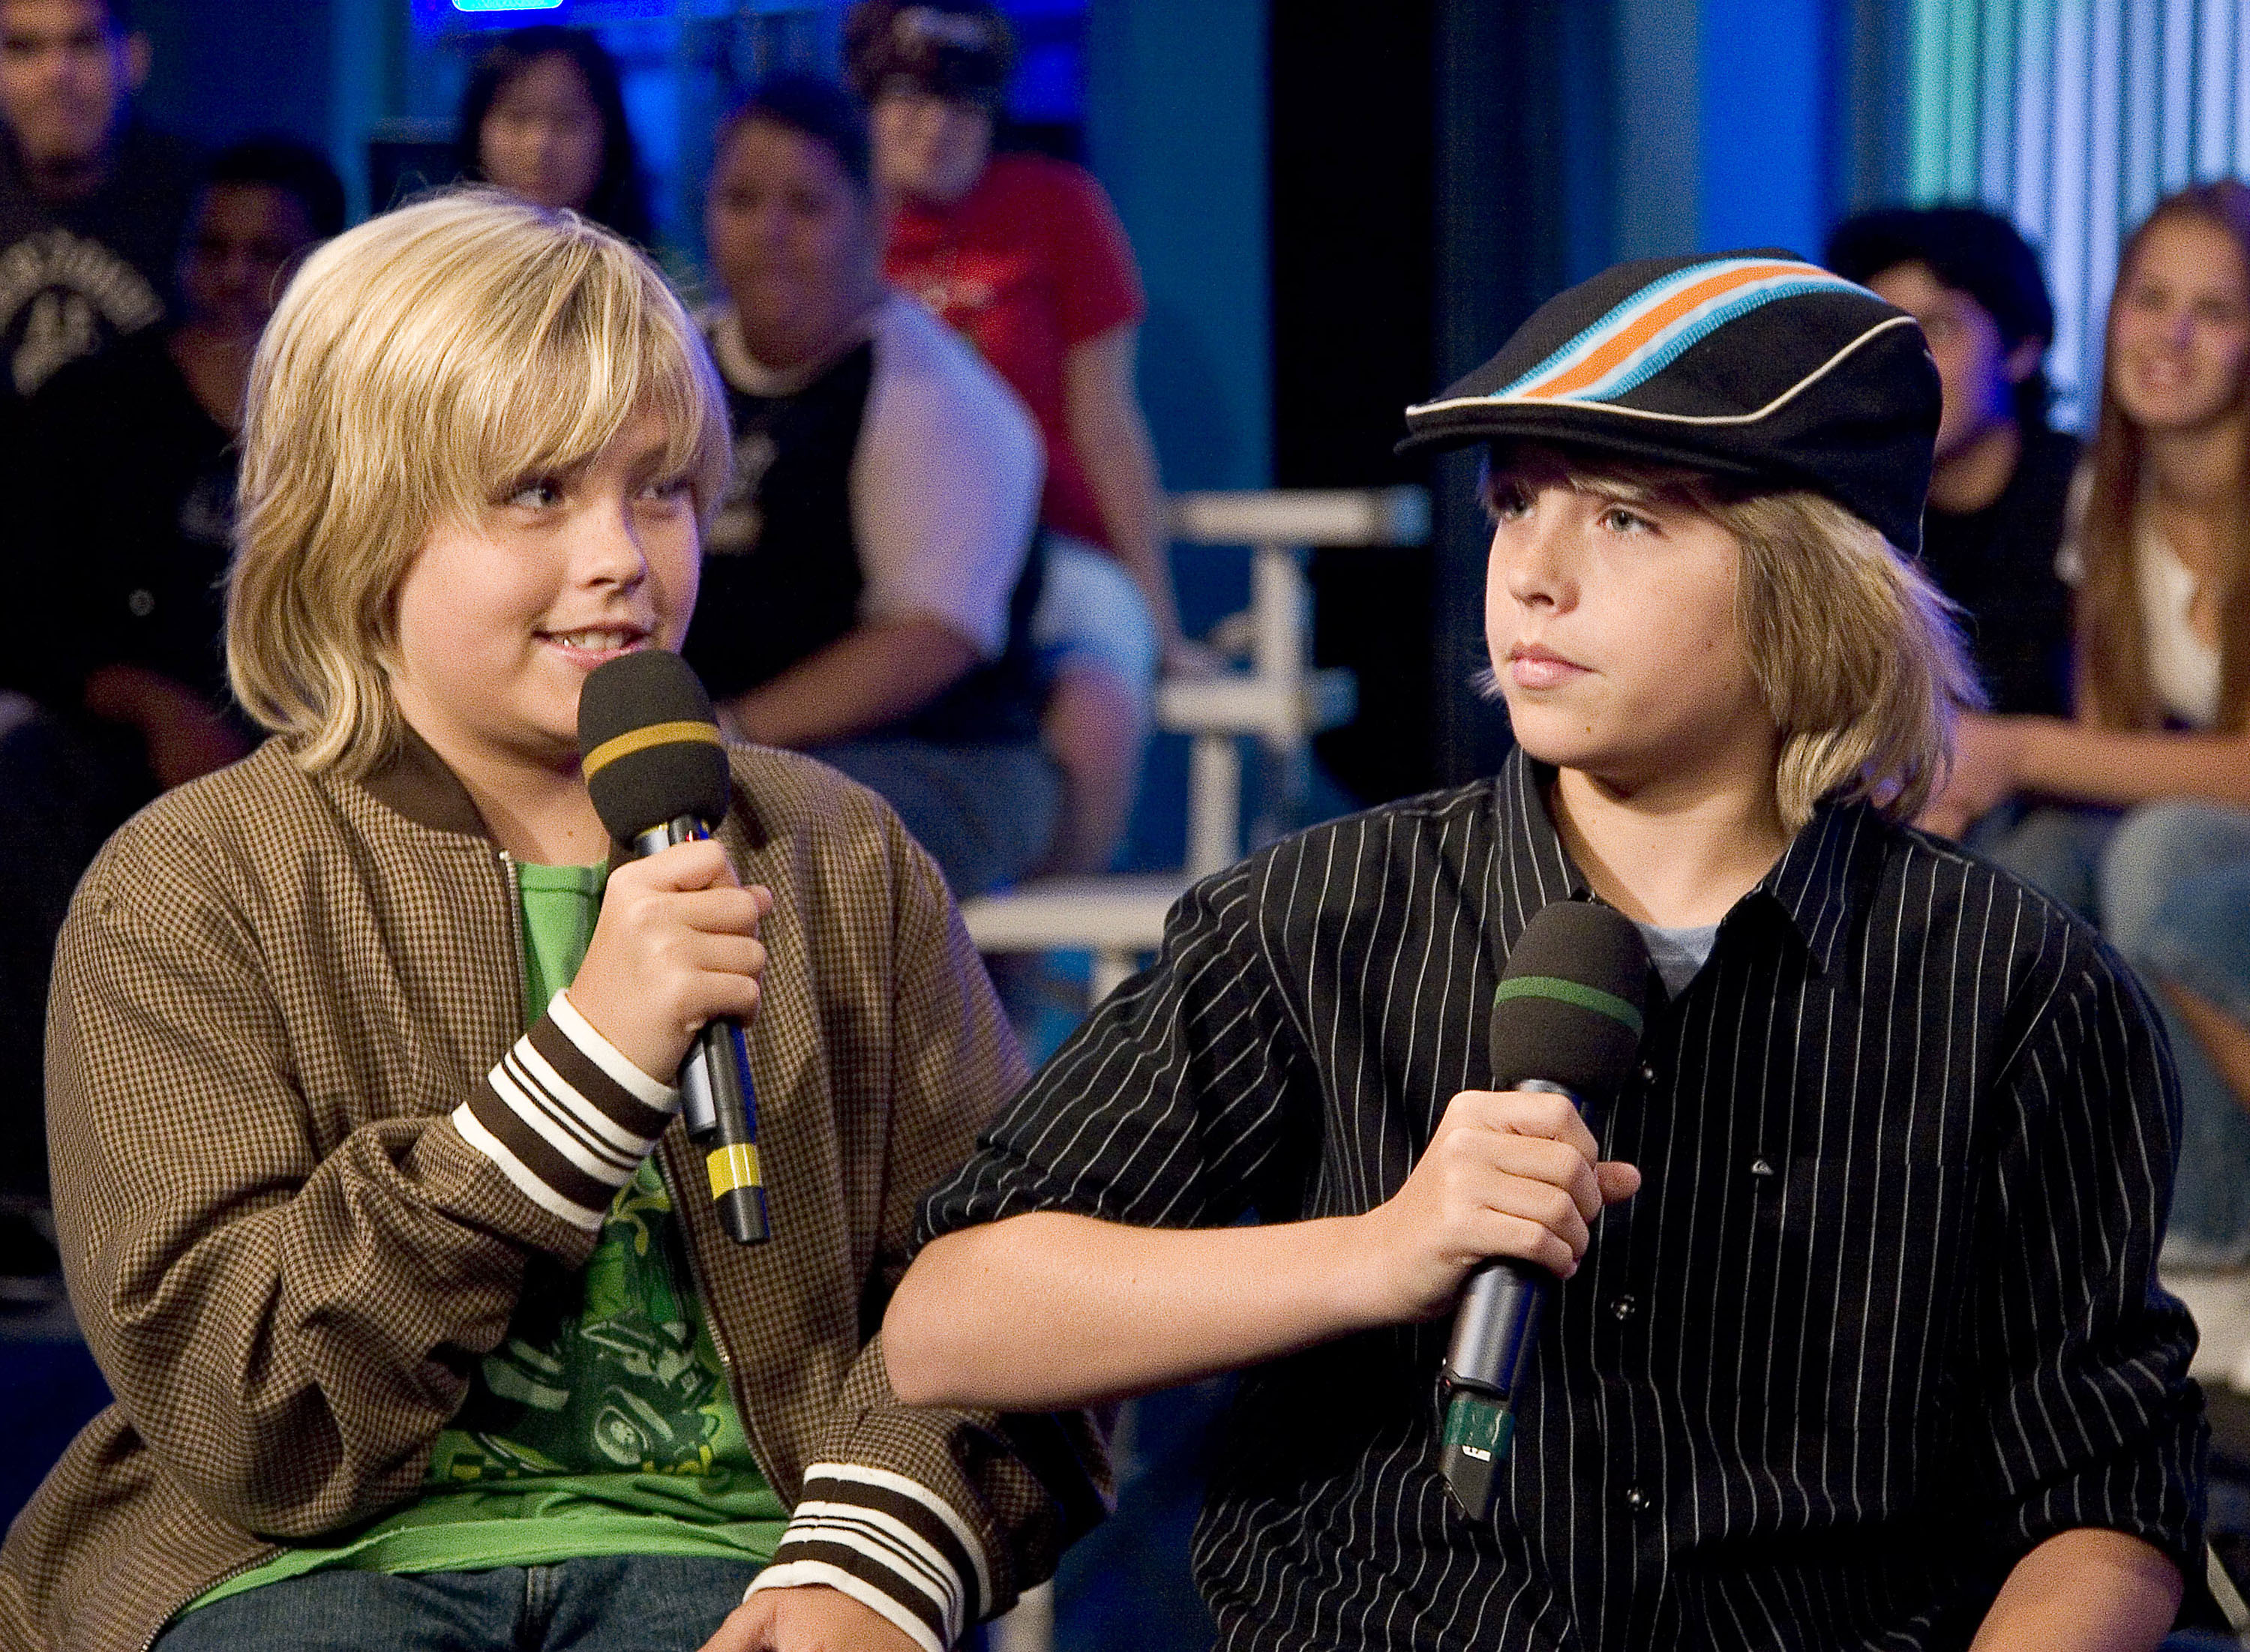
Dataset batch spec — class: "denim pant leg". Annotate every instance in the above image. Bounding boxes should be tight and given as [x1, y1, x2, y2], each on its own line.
[1964, 801, 2121, 923]
[154, 1567, 524, 1651]
[2100, 800, 2250, 1267]
[810, 737, 1062, 898]
[538, 1554, 761, 1651]
[154, 1558, 762, 1652]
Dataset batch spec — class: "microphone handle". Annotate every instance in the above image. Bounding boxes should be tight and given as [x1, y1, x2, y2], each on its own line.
[1436, 1077, 1574, 1519]
[633, 817, 771, 1246]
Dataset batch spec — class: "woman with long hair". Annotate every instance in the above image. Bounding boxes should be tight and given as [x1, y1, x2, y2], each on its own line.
[1928, 178, 2250, 1269]
[452, 25, 651, 245]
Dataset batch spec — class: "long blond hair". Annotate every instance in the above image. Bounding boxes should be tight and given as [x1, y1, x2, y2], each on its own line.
[229, 188, 730, 778]
[2077, 178, 2250, 731]
[1485, 448, 1979, 831]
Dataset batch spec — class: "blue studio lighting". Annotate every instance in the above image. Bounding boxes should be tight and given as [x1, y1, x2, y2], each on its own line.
[454, 0, 566, 10]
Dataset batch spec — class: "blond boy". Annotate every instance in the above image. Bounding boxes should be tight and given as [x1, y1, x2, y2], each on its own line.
[0, 190, 1102, 1652]
[886, 253, 2203, 1651]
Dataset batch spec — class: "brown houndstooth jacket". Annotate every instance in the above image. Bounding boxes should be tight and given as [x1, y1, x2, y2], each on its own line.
[0, 735, 1108, 1652]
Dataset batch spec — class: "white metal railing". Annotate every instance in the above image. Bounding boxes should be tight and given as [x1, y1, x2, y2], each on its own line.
[958, 486, 1430, 1002]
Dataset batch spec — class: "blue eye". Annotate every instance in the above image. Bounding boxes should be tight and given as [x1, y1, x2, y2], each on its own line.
[506, 478, 562, 509]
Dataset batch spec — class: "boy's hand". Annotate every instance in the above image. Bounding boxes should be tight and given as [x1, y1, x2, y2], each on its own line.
[565, 839, 774, 1084]
[699, 1585, 922, 1652]
[1355, 1087, 1640, 1325]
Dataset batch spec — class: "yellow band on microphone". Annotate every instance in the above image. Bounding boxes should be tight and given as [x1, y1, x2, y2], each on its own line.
[581, 720, 723, 782]
[706, 1142, 762, 1200]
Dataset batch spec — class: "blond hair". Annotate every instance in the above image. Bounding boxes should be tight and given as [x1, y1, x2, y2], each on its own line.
[229, 187, 730, 777]
[1484, 448, 1979, 831]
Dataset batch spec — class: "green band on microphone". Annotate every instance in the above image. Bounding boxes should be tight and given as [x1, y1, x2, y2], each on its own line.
[1492, 974, 1644, 1035]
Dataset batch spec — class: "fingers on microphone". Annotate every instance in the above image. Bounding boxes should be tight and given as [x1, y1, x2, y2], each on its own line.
[1596, 1160, 1642, 1204]
[626, 837, 734, 889]
[1451, 1087, 1601, 1161]
[1487, 1209, 1586, 1277]
[1444, 1126, 1604, 1225]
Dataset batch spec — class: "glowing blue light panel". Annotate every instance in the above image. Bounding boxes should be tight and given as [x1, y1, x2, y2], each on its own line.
[453, 0, 566, 10]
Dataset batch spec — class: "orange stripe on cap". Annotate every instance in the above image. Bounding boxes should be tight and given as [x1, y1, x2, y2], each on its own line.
[1519, 261, 1819, 401]
[580, 719, 722, 782]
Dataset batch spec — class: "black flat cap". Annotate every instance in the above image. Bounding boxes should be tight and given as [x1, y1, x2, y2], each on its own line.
[1400, 250, 1940, 556]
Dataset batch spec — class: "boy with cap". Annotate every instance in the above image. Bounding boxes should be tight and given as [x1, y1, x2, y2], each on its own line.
[884, 253, 2204, 1650]
[1826, 205, 2078, 719]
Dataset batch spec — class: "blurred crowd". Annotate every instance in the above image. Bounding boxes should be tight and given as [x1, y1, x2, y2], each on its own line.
[4, 0, 2250, 1357]
[0, 0, 1190, 1302]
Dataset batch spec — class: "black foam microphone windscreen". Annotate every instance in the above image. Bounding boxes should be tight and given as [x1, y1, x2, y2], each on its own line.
[1438, 898, 1648, 1518]
[578, 649, 731, 844]
[578, 650, 769, 1246]
[1485, 901, 1649, 1098]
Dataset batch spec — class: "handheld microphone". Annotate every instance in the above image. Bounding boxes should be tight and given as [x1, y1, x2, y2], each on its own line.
[1438, 899, 1648, 1519]
[578, 649, 770, 1247]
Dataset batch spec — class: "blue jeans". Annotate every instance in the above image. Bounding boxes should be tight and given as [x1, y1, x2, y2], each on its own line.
[1975, 799, 2250, 1265]
[153, 1555, 760, 1651]
[810, 737, 1061, 898]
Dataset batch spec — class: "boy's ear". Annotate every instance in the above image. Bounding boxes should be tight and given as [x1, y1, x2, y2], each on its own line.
[122, 31, 152, 94]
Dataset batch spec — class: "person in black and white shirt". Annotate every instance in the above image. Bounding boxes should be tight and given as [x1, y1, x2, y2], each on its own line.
[688, 73, 1049, 898]
[886, 255, 2206, 1651]
[0, 0, 193, 404]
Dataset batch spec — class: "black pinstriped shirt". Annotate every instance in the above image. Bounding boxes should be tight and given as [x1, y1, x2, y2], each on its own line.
[920, 749, 2206, 1651]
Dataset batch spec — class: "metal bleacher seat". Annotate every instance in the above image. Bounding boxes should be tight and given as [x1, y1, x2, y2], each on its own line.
[958, 485, 1431, 1005]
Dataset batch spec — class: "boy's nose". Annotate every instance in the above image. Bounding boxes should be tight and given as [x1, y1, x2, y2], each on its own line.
[576, 504, 651, 585]
[1496, 514, 1574, 609]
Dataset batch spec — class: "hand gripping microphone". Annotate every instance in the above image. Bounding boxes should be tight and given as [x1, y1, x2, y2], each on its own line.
[1438, 899, 1648, 1519]
[578, 649, 770, 1246]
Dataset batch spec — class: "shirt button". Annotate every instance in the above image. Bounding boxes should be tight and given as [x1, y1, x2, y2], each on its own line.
[1636, 1061, 1657, 1086]
[1624, 1486, 1652, 1513]
[1750, 1157, 1776, 1178]
[1610, 1294, 1638, 1321]
[128, 588, 155, 617]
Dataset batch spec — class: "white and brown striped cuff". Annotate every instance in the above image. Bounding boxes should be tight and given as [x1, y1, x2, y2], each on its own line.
[746, 1462, 992, 1652]
[452, 990, 680, 1231]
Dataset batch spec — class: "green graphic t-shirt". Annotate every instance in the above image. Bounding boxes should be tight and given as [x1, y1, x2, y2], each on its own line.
[190, 860, 786, 1609]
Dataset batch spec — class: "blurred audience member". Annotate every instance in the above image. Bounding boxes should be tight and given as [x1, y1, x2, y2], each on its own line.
[692, 76, 1054, 897]
[452, 24, 650, 244]
[0, 138, 338, 1303]
[29, 135, 342, 789]
[848, 0, 1178, 871]
[1924, 179, 2250, 1270]
[0, 0, 193, 403]
[1828, 205, 2074, 717]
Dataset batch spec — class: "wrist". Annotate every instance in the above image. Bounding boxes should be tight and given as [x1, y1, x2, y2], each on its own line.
[1319, 1210, 1410, 1333]
[2013, 715, 2061, 790]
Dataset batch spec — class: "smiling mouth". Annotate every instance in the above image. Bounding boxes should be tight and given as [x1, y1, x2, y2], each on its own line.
[540, 628, 649, 655]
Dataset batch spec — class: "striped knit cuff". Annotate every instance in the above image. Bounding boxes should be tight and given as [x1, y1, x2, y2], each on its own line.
[452, 990, 680, 1231]
[745, 1462, 993, 1652]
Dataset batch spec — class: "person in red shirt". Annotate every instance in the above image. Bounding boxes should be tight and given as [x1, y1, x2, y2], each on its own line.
[848, 0, 1195, 869]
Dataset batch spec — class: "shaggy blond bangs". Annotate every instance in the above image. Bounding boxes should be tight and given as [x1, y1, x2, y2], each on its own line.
[229, 187, 730, 778]
[1484, 448, 1979, 830]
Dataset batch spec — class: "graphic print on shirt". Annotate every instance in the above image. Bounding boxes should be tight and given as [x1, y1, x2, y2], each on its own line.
[706, 430, 778, 558]
[0, 227, 162, 395]
[427, 1160, 735, 1480]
